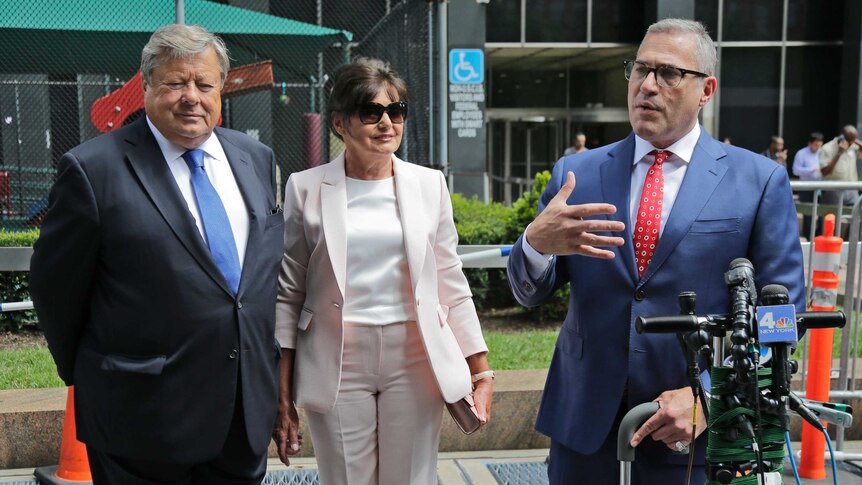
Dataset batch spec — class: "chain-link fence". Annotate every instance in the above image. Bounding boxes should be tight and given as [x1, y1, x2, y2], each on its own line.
[0, 0, 435, 231]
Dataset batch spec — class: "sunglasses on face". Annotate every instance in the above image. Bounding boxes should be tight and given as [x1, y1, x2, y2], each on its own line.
[356, 101, 408, 125]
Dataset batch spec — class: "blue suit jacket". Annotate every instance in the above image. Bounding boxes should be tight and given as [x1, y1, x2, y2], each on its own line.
[507, 129, 805, 457]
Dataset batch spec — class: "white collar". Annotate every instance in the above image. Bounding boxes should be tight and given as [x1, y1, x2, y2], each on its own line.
[146, 116, 226, 164]
[633, 124, 701, 165]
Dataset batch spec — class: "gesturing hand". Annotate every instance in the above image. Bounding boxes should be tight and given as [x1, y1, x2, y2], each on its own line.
[526, 171, 626, 258]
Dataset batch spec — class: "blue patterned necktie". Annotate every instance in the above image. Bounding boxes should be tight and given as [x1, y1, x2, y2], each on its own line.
[182, 149, 241, 294]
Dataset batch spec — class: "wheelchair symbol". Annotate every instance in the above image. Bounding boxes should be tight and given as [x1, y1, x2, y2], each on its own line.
[449, 49, 484, 84]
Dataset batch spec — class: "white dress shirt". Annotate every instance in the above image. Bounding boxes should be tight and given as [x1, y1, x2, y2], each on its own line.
[523, 125, 702, 278]
[792, 146, 822, 181]
[146, 117, 249, 268]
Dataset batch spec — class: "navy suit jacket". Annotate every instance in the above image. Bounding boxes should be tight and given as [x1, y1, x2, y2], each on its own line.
[507, 129, 805, 457]
[30, 118, 284, 462]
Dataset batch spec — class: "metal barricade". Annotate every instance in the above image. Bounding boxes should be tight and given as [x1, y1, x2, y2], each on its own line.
[792, 180, 862, 456]
[8, 179, 862, 455]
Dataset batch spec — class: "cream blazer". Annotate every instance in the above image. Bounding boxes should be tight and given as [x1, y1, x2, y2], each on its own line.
[276, 153, 488, 413]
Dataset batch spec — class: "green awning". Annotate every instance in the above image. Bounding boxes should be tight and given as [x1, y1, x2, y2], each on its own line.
[0, 0, 352, 81]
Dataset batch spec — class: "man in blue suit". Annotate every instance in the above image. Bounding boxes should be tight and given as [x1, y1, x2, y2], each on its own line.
[507, 19, 804, 484]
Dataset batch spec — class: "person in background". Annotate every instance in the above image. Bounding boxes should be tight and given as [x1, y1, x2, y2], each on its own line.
[820, 125, 862, 209]
[761, 135, 788, 166]
[792, 132, 824, 238]
[507, 19, 804, 484]
[29, 24, 283, 484]
[564, 132, 589, 155]
[273, 57, 493, 485]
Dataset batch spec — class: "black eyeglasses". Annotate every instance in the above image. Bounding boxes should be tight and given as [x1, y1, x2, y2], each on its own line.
[623, 60, 708, 88]
[356, 101, 408, 125]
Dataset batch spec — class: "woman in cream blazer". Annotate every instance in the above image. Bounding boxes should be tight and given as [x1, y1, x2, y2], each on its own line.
[272, 58, 493, 485]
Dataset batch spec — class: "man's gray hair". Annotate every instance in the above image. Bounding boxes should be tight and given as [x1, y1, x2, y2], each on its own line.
[141, 24, 230, 88]
[645, 18, 717, 77]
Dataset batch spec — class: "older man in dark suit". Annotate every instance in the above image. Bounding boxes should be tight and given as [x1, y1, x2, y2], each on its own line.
[30, 24, 284, 484]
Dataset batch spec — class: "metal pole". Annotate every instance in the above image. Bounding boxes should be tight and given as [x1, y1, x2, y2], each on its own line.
[175, 0, 184, 24]
[837, 196, 862, 450]
[428, 2, 435, 166]
[437, 1, 449, 174]
[778, 0, 788, 136]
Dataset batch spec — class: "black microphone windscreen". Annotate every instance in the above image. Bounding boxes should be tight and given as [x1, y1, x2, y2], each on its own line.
[761, 284, 790, 306]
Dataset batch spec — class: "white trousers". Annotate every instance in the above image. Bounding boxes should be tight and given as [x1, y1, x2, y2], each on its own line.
[306, 321, 445, 485]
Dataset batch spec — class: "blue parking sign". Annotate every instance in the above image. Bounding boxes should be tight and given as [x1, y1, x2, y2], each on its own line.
[449, 49, 484, 85]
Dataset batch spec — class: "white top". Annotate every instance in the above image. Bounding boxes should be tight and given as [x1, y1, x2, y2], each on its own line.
[147, 117, 249, 268]
[523, 125, 701, 279]
[793, 146, 822, 181]
[343, 176, 417, 325]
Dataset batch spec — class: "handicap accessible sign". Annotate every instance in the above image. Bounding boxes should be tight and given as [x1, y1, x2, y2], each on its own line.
[449, 49, 484, 85]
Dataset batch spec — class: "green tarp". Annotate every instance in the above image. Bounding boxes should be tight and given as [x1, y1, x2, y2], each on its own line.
[0, 0, 352, 81]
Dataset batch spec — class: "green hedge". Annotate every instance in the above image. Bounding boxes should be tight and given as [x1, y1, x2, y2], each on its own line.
[0, 229, 39, 332]
[1, 174, 571, 333]
[452, 171, 568, 322]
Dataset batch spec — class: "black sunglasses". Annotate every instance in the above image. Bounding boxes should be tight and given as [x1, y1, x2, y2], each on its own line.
[356, 101, 408, 125]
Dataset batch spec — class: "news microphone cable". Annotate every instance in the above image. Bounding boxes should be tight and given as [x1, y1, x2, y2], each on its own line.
[823, 428, 839, 485]
[685, 393, 698, 485]
[783, 431, 802, 485]
[707, 367, 784, 484]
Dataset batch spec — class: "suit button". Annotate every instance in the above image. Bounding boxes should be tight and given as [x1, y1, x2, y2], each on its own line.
[523, 282, 534, 293]
[236, 301, 243, 309]
[228, 349, 238, 359]
[634, 290, 646, 301]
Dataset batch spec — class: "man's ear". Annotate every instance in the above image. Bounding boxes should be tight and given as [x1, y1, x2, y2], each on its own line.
[699, 76, 717, 107]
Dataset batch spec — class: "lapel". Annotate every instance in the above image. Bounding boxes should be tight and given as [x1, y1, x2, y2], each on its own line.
[639, 130, 728, 284]
[217, 128, 262, 297]
[392, 156, 425, 291]
[600, 133, 638, 284]
[124, 119, 233, 297]
[320, 153, 348, 298]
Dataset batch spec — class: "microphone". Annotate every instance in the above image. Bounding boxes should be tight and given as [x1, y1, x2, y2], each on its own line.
[797, 311, 846, 329]
[725, 258, 757, 305]
[635, 315, 701, 334]
[725, 258, 756, 378]
[758, 285, 795, 400]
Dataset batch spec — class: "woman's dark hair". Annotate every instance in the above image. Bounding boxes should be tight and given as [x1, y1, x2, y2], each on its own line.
[327, 57, 408, 140]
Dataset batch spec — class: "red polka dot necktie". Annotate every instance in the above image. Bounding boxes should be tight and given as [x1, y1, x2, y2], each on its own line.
[634, 150, 669, 277]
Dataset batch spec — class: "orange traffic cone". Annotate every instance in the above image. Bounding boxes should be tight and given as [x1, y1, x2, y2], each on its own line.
[798, 214, 842, 479]
[34, 386, 92, 484]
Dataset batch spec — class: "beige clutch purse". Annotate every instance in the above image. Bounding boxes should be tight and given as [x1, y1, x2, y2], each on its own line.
[446, 393, 482, 434]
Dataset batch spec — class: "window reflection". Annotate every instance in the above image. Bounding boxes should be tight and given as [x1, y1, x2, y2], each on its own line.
[718, 48, 781, 151]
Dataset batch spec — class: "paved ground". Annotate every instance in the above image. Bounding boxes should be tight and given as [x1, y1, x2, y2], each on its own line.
[2, 446, 860, 484]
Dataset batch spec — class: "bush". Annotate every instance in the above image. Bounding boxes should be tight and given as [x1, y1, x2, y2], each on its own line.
[451, 194, 514, 309]
[451, 172, 568, 323]
[0, 229, 39, 332]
